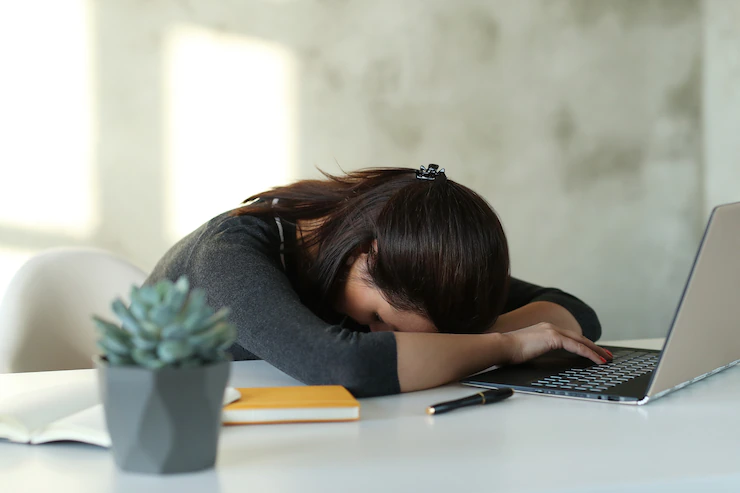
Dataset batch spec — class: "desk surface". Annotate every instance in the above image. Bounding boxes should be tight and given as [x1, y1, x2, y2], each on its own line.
[2, 338, 740, 493]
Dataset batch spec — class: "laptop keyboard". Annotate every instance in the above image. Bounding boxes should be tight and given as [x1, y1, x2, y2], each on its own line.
[530, 350, 660, 393]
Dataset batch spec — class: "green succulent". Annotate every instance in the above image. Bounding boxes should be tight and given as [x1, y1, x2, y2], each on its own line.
[93, 276, 237, 369]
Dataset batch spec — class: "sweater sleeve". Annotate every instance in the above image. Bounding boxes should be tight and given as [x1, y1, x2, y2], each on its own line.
[168, 215, 400, 398]
[503, 277, 602, 342]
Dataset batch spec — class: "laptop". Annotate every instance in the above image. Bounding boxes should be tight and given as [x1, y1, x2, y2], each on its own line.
[463, 202, 740, 405]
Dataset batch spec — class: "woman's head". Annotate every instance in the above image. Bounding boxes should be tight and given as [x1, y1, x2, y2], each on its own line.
[235, 167, 510, 334]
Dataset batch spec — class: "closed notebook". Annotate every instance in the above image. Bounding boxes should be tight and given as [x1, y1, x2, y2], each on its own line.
[222, 386, 360, 424]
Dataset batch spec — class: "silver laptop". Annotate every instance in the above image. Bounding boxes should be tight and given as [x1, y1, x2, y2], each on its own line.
[463, 202, 740, 405]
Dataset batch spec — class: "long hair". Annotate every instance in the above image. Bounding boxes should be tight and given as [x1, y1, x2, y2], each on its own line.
[232, 167, 510, 334]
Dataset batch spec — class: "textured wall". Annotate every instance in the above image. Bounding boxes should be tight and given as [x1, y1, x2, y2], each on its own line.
[1, 0, 720, 341]
[703, 0, 740, 215]
[291, 0, 704, 340]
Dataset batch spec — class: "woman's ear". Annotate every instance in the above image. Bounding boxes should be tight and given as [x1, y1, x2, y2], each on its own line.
[347, 240, 376, 273]
[353, 239, 378, 257]
[364, 239, 379, 256]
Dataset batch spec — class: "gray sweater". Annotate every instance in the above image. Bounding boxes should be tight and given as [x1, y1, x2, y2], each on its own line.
[146, 211, 601, 397]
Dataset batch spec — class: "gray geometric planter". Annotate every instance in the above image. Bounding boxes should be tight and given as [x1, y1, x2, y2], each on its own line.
[95, 357, 230, 474]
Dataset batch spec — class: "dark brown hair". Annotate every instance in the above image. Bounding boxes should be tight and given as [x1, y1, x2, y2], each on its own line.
[232, 167, 510, 334]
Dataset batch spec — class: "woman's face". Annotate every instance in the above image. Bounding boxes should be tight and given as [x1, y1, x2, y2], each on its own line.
[335, 254, 436, 333]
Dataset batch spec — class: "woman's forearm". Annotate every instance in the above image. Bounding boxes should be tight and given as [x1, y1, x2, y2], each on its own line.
[488, 301, 582, 335]
[393, 303, 581, 393]
[394, 332, 509, 392]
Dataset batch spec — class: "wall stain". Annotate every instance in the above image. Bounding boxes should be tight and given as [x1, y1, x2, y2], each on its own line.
[321, 65, 345, 92]
[433, 7, 500, 62]
[463, 118, 502, 153]
[664, 55, 701, 124]
[363, 58, 402, 97]
[564, 0, 699, 28]
[662, 54, 702, 188]
[553, 105, 577, 152]
[565, 142, 645, 192]
[369, 102, 424, 152]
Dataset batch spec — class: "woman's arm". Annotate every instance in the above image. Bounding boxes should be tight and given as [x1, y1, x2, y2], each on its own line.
[489, 278, 602, 341]
[489, 301, 581, 334]
[394, 277, 607, 392]
[395, 324, 610, 393]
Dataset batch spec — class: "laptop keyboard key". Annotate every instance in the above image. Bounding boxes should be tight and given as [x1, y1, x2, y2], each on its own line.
[529, 349, 658, 393]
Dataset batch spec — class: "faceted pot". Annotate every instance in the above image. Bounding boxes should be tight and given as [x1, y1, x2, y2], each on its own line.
[95, 357, 230, 474]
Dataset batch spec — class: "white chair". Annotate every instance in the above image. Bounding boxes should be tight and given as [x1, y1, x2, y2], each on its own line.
[0, 248, 147, 373]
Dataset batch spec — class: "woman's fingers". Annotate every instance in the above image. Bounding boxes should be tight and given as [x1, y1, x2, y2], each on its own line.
[507, 323, 614, 366]
[558, 336, 606, 365]
[543, 323, 612, 363]
[569, 332, 612, 362]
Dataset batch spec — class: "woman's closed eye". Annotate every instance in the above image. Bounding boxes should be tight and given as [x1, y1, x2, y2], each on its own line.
[370, 312, 397, 332]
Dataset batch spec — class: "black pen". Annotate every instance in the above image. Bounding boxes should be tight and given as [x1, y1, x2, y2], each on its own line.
[426, 388, 514, 415]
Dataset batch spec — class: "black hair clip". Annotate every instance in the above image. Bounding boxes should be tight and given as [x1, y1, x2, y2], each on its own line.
[416, 164, 446, 181]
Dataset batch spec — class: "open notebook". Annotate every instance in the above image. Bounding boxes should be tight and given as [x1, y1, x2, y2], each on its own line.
[0, 381, 241, 448]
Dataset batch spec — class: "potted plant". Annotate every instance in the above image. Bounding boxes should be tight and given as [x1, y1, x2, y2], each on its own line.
[93, 276, 236, 474]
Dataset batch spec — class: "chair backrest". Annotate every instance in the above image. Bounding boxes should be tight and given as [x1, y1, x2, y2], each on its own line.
[0, 248, 147, 373]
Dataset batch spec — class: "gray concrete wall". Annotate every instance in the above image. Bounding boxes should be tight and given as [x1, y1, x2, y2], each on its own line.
[1, 0, 734, 341]
[703, 0, 740, 216]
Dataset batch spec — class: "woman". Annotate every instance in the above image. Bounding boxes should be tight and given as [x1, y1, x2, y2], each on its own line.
[146, 166, 611, 397]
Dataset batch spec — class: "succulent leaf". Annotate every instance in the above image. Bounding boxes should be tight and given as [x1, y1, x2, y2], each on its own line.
[139, 320, 162, 339]
[111, 299, 144, 336]
[93, 317, 131, 353]
[129, 298, 148, 321]
[157, 340, 194, 363]
[132, 348, 165, 369]
[131, 335, 158, 351]
[161, 323, 188, 339]
[137, 285, 161, 307]
[164, 277, 189, 314]
[190, 307, 232, 335]
[182, 288, 209, 318]
[189, 324, 224, 350]
[97, 338, 130, 357]
[93, 315, 128, 338]
[149, 304, 175, 327]
[154, 279, 171, 300]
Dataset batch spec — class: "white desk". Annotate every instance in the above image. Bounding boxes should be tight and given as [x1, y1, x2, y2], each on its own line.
[2, 339, 740, 493]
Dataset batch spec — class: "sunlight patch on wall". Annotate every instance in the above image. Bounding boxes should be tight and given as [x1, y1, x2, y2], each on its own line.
[164, 24, 297, 241]
[0, 0, 96, 239]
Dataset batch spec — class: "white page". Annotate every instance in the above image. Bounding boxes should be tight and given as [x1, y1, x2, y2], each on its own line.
[0, 382, 242, 446]
[0, 380, 99, 443]
[31, 404, 111, 447]
[28, 386, 240, 446]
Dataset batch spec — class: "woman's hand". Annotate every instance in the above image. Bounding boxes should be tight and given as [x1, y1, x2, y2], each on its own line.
[499, 322, 612, 365]
[395, 323, 612, 393]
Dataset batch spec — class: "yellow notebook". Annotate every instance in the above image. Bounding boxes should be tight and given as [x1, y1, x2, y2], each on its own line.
[222, 386, 360, 424]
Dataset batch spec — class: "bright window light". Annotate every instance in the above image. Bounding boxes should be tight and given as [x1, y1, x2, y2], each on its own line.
[0, 0, 96, 238]
[164, 24, 297, 240]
